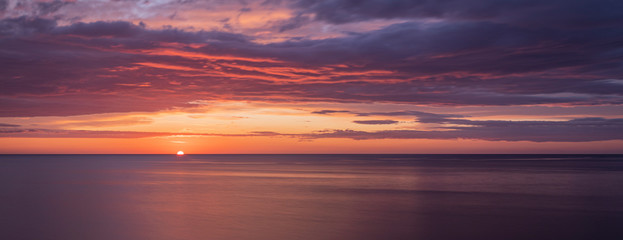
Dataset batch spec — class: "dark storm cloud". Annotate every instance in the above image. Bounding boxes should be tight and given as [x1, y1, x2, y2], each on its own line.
[311, 110, 352, 114]
[0, 16, 250, 43]
[4, 16, 621, 76]
[1, 3, 623, 117]
[353, 120, 398, 125]
[219, 18, 623, 103]
[0, 16, 57, 35]
[1, 19, 237, 104]
[274, 14, 312, 32]
[36, 0, 73, 15]
[0, 0, 7, 11]
[288, 0, 623, 28]
[56, 21, 144, 37]
[259, 21, 623, 76]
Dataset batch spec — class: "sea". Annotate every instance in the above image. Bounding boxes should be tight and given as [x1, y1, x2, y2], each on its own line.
[1, 154, 622, 240]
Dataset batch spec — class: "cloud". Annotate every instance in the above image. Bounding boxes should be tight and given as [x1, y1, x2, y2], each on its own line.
[0, 95, 196, 117]
[0, 127, 281, 138]
[354, 111, 464, 123]
[1, 12, 622, 117]
[353, 120, 398, 125]
[56, 20, 144, 37]
[314, 109, 468, 123]
[0, 0, 7, 11]
[311, 110, 352, 114]
[2, 116, 621, 142]
[258, 21, 623, 76]
[288, 0, 623, 28]
[300, 117, 623, 142]
[56, 117, 154, 127]
[272, 13, 312, 32]
[0, 0, 621, 149]
[309, 110, 623, 141]
[0, 0, 74, 18]
[36, 0, 73, 15]
[0, 128, 175, 138]
[0, 16, 57, 35]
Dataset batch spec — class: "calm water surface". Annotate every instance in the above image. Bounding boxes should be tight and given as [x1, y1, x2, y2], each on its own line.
[1, 154, 622, 240]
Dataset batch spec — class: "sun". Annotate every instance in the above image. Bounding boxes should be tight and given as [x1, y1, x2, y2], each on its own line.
[176, 151, 184, 156]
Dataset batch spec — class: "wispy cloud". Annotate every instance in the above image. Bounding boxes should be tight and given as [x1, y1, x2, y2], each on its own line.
[1, 0, 622, 150]
[300, 117, 623, 142]
[353, 120, 399, 125]
[2, 7, 623, 117]
[2, 117, 622, 142]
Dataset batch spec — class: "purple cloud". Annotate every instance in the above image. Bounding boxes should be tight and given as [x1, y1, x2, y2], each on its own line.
[300, 117, 623, 142]
[2, 117, 621, 142]
[288, 0, 623, 28]
[353, 120, 399, 125]
[0, 128, 281, 138]
[1, 1, 623, 118]
[311, 110, 352, 114]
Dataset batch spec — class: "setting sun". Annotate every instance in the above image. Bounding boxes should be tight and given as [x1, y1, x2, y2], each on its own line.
[176, 151, 184, 156]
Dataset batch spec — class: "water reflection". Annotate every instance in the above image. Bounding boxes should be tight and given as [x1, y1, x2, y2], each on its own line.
[0, 154, 622, 240]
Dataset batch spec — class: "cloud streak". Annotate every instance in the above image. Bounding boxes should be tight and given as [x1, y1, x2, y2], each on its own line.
[302, 117, 623, 142]
[0, 128, 280, 138]
[1, 9, 622, 116]
[353, 120, 399, 125]
[288, 0, 623, 28]
[2, 117, 622, 142]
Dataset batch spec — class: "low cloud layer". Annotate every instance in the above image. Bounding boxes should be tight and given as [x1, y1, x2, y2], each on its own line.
[306, 117, 623, 142]
[353, 120, 399, 125]
[2, 117, 622, 142]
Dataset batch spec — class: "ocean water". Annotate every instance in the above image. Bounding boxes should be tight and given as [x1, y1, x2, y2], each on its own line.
[1, 154, 622, 240]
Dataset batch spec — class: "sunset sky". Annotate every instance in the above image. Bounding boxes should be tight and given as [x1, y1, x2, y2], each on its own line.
[1, 0, 622, 153]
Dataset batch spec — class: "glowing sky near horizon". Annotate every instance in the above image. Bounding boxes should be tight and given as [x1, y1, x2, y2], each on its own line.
[1, 0, 622, 153]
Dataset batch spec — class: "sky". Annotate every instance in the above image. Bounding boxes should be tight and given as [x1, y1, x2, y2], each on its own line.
[0, 0, 622, 153]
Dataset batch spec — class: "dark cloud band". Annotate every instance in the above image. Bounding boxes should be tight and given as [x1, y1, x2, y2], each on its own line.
[1, 0, 623, 117]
